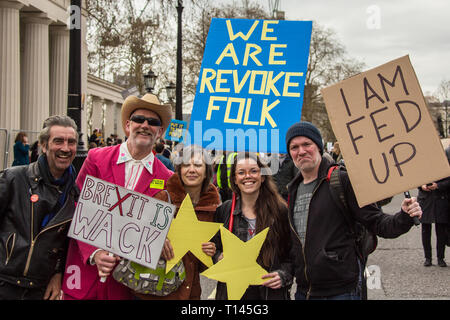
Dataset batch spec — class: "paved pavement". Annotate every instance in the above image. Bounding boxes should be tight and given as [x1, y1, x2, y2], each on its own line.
[200, 189, 450, 300]
[366, 190, 449, 300]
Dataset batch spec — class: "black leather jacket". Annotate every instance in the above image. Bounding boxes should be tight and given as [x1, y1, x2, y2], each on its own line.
[0, 161, 79, 288]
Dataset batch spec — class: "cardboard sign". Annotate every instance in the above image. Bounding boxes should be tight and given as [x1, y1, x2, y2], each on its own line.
[67, 175, 175, 269]
[188, 18, 312, 153]
[321, 55, 450, 207]
[165, 119, 187, 143]
[442, 138, 450, 150]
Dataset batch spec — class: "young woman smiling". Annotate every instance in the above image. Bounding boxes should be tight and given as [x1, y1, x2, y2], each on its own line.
[213, 152, 293, 300]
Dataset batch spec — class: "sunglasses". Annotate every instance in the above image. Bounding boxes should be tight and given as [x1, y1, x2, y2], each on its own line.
[130, 115, 161, 127]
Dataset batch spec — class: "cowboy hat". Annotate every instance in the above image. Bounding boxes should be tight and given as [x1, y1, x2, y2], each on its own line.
[121, 93, 172, 135]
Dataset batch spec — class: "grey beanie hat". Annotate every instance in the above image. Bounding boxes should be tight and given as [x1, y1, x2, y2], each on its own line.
[285, 121, 324, 155]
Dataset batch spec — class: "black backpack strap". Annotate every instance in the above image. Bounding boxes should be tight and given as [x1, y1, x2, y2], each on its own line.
[328, 165, 369, 263]
[327, 165, 355, 234]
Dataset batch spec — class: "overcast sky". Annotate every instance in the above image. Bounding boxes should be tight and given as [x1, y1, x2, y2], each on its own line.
[278, 0, 449, 95]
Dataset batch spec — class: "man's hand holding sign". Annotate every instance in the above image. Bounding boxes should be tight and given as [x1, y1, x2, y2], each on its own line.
[68, 175, 175, 271]
[321, 55, 450, 209]
[282, 56, 443, 300]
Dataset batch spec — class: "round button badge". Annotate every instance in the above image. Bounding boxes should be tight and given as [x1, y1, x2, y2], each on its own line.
[30, 194, 39, 203]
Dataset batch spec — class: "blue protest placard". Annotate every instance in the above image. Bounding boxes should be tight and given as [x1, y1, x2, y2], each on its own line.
[165, 119, 187, 143]
[187, 18, 312, 153]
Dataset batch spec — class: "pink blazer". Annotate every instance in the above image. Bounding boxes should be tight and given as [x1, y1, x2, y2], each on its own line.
[62, 145, 173, 300]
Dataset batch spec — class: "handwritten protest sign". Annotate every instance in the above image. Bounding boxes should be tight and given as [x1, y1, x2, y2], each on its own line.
[321, 55, 450, 207]
[165, 119, 187, 143]
[188, 18, 312, 153]
[68, 175, 175, 269]
[442, 138, 450, 150]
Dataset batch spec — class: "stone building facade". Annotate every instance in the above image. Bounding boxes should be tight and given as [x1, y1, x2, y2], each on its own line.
[0, 0, 125, 169]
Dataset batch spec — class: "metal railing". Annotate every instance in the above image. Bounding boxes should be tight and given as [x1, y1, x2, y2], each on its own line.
[0, 128, 8, 171]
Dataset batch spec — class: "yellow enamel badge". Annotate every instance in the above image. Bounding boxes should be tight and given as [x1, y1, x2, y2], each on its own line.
[149, 179, 165, 190]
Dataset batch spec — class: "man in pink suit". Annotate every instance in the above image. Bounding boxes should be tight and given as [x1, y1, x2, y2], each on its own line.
[62, 93, 173, 300]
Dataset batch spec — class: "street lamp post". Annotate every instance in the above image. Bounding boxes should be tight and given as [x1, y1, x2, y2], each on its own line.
[67, 0, 87, 174]
[143, 69, 157, 93]
[175, 0, 183, 120]
[444, 100, 450, 138]
[165, 81, 176, 115]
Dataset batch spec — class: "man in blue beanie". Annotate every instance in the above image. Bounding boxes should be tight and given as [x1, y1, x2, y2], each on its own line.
[285, 121, 422, 300]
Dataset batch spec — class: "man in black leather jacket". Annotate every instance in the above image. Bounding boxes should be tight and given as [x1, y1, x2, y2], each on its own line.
[0, 115, 79, 300]
[285, 121, 422, 300]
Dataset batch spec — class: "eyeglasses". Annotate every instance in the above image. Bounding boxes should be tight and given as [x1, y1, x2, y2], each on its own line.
[236, 168, 261, 177]
[130, 115, 161, 127]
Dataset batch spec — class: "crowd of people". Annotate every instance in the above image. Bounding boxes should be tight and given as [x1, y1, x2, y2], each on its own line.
[0, 91, 447, 301]
[88, 130, 124, 149]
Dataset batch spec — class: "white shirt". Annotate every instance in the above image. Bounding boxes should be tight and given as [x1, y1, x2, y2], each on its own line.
[116, 141, 155, 191]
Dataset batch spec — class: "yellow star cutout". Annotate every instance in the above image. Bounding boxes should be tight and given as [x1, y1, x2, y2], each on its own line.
[201, 225, 269, 300]
[165, 194, 221, 273]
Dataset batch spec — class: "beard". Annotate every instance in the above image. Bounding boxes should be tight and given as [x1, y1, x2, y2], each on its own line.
[296, 154, 321, 173]
[131, 130, 156, 147]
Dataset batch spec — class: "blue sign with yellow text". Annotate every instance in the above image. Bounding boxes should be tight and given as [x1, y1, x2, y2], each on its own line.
[187, 18, 312, 153]
[165, 119, 187, 143]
